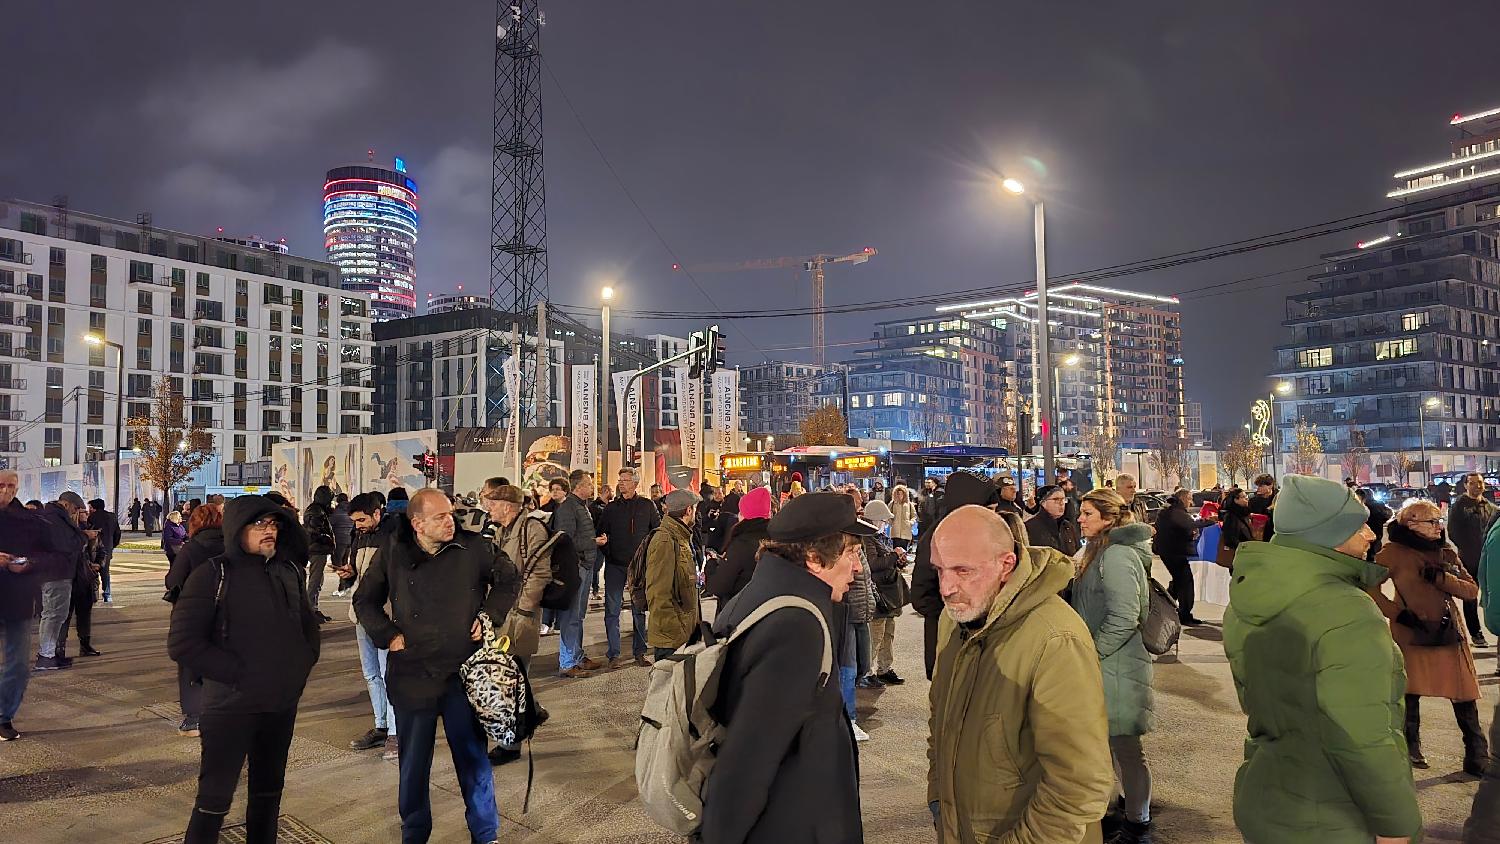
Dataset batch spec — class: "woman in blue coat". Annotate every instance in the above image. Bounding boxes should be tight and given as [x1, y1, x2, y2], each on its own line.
[1073, 488, 1155, 844]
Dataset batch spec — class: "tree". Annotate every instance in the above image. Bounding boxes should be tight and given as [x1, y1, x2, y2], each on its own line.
[127, 378, 215, 506]
[800, 403, 849, 447]
[1148, 436, 1191, 489]
[1340, 430, 1372, 483]
[1392, 449, 1419, 484]
[1081, 424, 1120, 484]
[1286, 418, 1324, 476]
[1220, 432, 1261, 486]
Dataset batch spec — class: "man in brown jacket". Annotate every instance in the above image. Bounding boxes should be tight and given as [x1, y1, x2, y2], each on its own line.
[928, 505, 1113, 843]
[645, 489, 699, 661]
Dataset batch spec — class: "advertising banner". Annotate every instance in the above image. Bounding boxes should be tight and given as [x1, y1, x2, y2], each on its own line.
[613, 369, 640, 462]
[502, 354, 520, 460]
[571, 365, 596, 472]
[677, 367, 703, 468]
[712, 369, 740, 460]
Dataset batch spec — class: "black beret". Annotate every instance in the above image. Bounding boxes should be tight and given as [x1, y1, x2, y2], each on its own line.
[768, 492, 877, 542]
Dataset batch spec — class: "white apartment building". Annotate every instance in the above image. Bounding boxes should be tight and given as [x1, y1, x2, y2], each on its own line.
[0, 199, 375, 469]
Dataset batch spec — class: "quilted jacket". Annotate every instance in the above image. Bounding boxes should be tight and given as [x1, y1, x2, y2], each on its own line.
[1069, 522, 1155, 737]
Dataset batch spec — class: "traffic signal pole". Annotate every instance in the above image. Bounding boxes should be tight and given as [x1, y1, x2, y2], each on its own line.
[622, 328, 715, 481]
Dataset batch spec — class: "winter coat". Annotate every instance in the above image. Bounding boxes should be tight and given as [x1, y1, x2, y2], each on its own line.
[1025, 512, 1081, 557]
[1482, 516, 1500, 639]
[329, 505, 355, 551]
[845, 558, 875, 624]
[302, 501, 336, 556]
[1151, 500, 1197, 560]
[1448, 494, 1497, 572]
[1370, 524, 1481, 702]
[161, 521, 187, 558]
[1466, 699, 1500, 843]
[1223, 534, 1421, 844]
[928, 544, 1113, 844]
[1219, 501, 1254, 550]
[491, 511, 554, 662]
[1071, 522, 1155, 737]
[701, 553, 861, 844]
[1365, 499, 1392, 559]
[597, 494, 660, 567]
[167, 495, 320, 715]
[644, 513, 698, 650]
[37, 503, 89, 587]
[164, 526, 225, 596]
[889, 494, 916, 541]
[910, 472, 999, 619]
[917, 490, 942, 534]
[865, 534, 907, 618]
[0, 499, 53, 622]
[705, 517, 767, 602]
[1247, 490, 1276, 540]
[549, 492, 597, 568]
[353, 518, 520, 711]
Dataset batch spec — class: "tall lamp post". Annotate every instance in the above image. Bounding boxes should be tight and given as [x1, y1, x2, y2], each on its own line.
[1419, 395, 1440, 486]
[599, 285, 613, 490]
[1266, 381, 1292, 477]
[1002, 177, 1055, 480]
[84, 334, 125, 524]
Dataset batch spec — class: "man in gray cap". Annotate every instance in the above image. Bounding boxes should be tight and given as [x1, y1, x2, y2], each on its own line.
[644, 489, 701, 661]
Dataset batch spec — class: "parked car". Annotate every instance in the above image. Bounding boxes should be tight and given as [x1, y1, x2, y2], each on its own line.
[1386, 486, 1431, 507]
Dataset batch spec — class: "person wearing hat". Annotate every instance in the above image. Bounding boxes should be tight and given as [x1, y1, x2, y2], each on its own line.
[995, 477, 1024, 516]
[1223, 474, 1421, 844]
[705, 486, 773, 603]
[698, 492, 872, 843]
[859, 498, 908, 687]
[645, 489, 701, 661]
[33, 491, 91, 671]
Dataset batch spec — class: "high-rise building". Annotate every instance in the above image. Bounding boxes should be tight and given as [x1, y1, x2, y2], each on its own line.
[424, 288, 488, 315]
[0, 198, 375, 468]
[1274, 105, 1500, 475]
[740, 361, 829, 436]
[324, 159, 418, 321]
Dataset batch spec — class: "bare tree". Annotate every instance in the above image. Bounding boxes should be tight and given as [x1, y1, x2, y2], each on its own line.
[1392, 449, 1419, 485]
[1221, 432, 1261, 486]
[1286, 418, 1325, 476]
[800, 403, 849, 447]
[1340, 430, 1372, 483]
[1148, 436, 1191, 489]
[1081, 424, 1120, 485]
[127, 379, 215, 507]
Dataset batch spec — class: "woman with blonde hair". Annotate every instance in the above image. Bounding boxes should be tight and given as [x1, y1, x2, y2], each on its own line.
[1072, 488, 1156, 843]
[888, 484, 916, 549]
[1370, 498, 1490, 775]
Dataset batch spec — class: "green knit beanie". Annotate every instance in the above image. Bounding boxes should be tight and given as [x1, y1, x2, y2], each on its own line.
[1272, 474, 1369, 549]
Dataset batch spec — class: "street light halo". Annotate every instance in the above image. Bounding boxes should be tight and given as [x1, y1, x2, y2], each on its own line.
[1276, 381, 1292, 394]
[1425, 397, 1441, 408]
[1001, 177, 1026, 195]
[601, 286, 614, 301]
[84, 333, 103, 346]
[1063, 353, 1081, 367]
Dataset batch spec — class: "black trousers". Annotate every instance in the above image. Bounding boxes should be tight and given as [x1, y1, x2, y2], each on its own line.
[178, 665, 203, 721]
[923, 614, 939, 680]
[61, 589, 93, 653]
[1161, 556, 1196, 621]
[185, 708, 298, 844]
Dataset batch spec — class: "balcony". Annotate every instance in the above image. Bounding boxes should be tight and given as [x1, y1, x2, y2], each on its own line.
[193, 305, 229, 323]
[263, 295, 291, 309]
[262, 394, 290, 407]
[0, 314, 31, 333]
[127, 273, 172, 289]
[340, 402, 375, 414]
[0, 441, 24, 453]
[0, 378, 26, 391]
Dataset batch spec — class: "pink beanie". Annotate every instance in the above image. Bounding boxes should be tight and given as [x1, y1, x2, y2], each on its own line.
[740, 486, 773, 520]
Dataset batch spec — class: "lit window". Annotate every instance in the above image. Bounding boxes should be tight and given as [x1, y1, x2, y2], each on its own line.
[1298, 347, 1333, 368]
[882, 392, 904, 407]
[1400, 312, 1429, 331]
[1375, 338, 1417, 360]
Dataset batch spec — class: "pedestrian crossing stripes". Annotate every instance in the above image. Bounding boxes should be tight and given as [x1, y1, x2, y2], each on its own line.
[107, 555, 170, 576]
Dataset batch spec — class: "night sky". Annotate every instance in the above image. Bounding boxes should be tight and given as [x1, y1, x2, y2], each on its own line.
[6, 1, 1500, 435]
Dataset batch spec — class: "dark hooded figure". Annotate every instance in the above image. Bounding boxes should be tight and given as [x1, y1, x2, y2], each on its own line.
[168, 495, 319, 844]
[909, 471, 1001, 679]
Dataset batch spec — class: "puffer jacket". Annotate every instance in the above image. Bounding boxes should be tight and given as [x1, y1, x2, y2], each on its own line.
[889, 493, 916, 541]
[928, 544, 1113, 844]
[1071, 522, 1154, 737]
[845, 557, 876, 624]
[864, 534, 907, 618]
[644, 513, 698, 650]
[1223, 534, 1421, 844]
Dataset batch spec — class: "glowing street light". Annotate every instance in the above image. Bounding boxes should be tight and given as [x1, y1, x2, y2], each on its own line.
[84, 333, 125, 522]
[1419, 396, 1441, 486]
[1000, 174, 1054, 476]
[1001, 177, 1026, 195]
[599, 285, 614, 487]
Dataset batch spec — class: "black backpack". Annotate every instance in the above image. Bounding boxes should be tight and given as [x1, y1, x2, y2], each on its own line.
[539, 529, 582, 611]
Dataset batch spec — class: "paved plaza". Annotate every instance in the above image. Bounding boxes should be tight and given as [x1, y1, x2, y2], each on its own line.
[0, 550, 1490, 843]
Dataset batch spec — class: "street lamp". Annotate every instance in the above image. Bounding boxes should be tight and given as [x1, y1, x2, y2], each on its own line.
[84, 333, 125, 524]
[1419, 395, 1440, 486]
[999, 176, 1055, 478]
[599, 285, 614, 489]
[1268, 380, 1292, 477]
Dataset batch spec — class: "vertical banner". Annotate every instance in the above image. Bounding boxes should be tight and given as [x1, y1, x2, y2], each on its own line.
[712, 369, 740, 459]
[613, 369, 640, 463]
[502, 354, 520, 469]
[677, 367, 703, 468]
[535, 303, 550, 426]
[570, 364, 596, 472]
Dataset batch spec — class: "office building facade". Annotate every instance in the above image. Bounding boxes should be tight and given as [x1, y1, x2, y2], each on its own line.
[324, 161, 419, 321]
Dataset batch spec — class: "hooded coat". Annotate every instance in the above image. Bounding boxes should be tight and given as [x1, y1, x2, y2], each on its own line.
[705, 516, 768, 602]
[1222, 534, 1422, 844]
[1070, 522, 1155, 736]
[166, 495, 320, 714]
[928, 544, 1113, 844]
[1370, 523, 1481, 702]
[910, 472, 1000, 619]
[1024, 511, 1081, 558]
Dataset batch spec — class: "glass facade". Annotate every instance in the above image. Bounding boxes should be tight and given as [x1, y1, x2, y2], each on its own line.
[323, 163, 419, 321]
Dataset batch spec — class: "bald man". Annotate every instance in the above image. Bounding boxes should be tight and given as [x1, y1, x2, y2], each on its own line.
[927, 505, 1112, 843]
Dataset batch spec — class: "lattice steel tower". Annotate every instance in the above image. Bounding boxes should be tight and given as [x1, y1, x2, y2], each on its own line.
[490, 0, 548, 426]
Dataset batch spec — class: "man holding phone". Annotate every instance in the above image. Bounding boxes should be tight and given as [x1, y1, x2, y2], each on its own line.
[0, 470, 57, 741]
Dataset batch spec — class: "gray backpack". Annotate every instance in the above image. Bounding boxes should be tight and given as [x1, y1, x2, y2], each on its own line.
[634, 595, 832, 836]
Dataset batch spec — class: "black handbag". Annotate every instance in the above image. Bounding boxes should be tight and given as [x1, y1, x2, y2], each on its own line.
[1394, 590, 1462, 647]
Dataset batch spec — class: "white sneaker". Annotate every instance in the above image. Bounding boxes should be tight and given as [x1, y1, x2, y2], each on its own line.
[851, 722, 870, 742]
[539, 624, 553, 636]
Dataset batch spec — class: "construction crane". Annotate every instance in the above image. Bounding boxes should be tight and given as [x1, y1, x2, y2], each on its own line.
[674, 247, 877, 366]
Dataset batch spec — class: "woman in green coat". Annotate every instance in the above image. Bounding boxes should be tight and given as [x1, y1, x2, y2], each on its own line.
[1072, 488, 1155, 844]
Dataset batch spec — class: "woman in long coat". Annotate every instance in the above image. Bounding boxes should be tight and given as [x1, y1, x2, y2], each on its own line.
[1371, 499, 1490, 775]
[1072, 488, 1156, 844]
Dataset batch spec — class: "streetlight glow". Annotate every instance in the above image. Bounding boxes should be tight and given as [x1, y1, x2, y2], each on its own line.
[1001, 177, 1026, 195]
[1425, 397, 1440, 408]
[601, 286, 614, 301]
[1276, 381, 1292, 394]
[84, 334, 103, 346]
[1062, 353, 1081, 367]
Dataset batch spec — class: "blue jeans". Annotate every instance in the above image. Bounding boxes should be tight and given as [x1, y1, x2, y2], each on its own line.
[99, 553, 112, 602]
[556, 563, 592, 671]
[355, 624, 395, 734]
[840, 666, 857, 720]
[37, 580, 72, 658]
[1, 617, 32, 722]
[603, 563, 646, 661]
[394, 675, 498, 844]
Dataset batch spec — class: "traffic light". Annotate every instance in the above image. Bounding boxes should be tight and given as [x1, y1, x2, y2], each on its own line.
[705, 324, 726, 375]
[412, 452, 426, 476]
[688, 329, 707, 379]
[423, 450, 438, 481]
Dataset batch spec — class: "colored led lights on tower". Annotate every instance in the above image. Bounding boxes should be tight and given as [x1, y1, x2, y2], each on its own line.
[323, 159, 419, 321]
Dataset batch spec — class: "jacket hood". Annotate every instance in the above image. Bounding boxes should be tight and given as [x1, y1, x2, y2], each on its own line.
[1108, 522, 1153, 546]
[972, 544, 1075, 636]
[942, 471, 998, 514]
[222, 495, 308, 564]
[1226, 534, 1367, 626]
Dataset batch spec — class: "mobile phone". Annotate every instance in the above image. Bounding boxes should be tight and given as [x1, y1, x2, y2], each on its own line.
[9, 556, 30, 569]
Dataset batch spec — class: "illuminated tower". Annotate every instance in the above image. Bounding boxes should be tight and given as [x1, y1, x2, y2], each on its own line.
[324, 157, 419, 321]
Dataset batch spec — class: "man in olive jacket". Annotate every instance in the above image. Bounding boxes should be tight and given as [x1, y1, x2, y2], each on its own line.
[928, 505, 1113, 844]
[644, 489, 699, 660]
[1224, 474, 1421, 844]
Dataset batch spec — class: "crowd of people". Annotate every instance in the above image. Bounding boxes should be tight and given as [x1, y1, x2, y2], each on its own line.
[0, 462, 1498, 843]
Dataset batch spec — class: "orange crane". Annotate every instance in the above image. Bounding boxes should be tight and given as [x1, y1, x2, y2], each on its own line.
[673, 247, 877, 366]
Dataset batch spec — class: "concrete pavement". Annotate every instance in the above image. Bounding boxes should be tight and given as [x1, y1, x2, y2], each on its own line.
[0, 551, 1490, 842]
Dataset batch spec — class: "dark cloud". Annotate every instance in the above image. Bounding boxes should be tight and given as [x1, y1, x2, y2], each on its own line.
[3, 0, 1498, 427]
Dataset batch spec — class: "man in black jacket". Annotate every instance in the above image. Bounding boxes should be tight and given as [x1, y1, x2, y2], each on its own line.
[34, 492, 90, 671]
[1152, 489, 1202, 625]
[596, 468, 658, 668]
[701, 492, 870, 843]
[87, 498, 120, 605]
[1449, 472, 1497, 646]
[302, 485, 336, 623]
[0, 470, 57, 740]
[554, 470, 602, 678]
[909, 472, 999, 679]
[354, 488, 518, 844]
[167, 494, 321, 844]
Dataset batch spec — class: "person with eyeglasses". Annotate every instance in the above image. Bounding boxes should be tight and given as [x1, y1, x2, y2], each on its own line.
[167, 494, 322, 843]
[1369, 498, 1490, 777]
[1024, 484, 1081, 558]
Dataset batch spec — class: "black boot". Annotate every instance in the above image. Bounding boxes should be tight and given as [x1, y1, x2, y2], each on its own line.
[1108, 818, 1152, 844]
[1406, 694, 1428, 769]
[79, 638, 101, 657]
[1456, 700, 1492, 777]
[244, 792, 282, 844]
[184, 808, 227, 843]
[1101, 797, 1124, 838]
